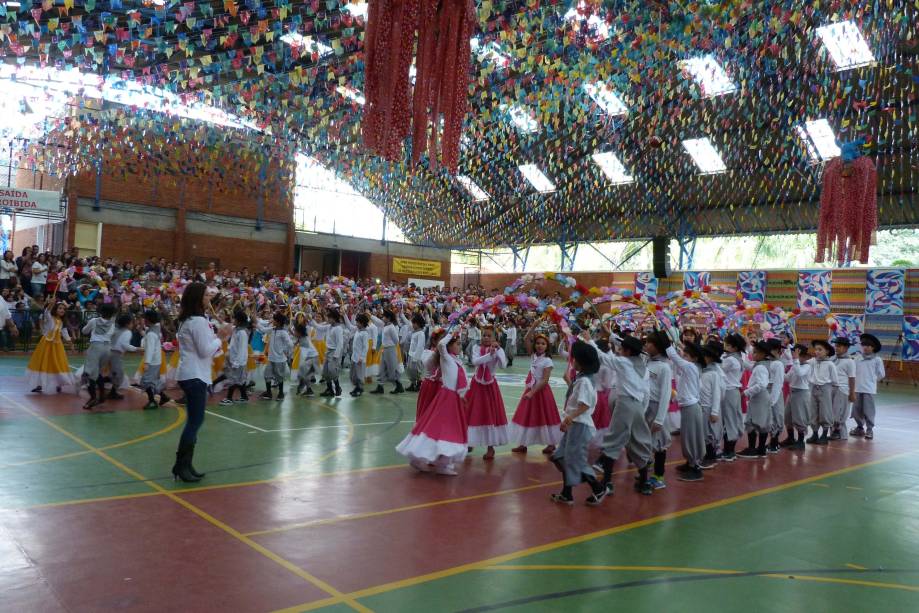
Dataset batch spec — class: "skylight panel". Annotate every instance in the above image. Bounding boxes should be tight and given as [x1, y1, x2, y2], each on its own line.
[343, 2, 368, 19]
[583, 81, 627, 116]
[336, 86, 365, 105]
[682, 138, 727, 174]
[680, 56, 737, 97]
[457, 175, 490, 201]
[817, 21, 875, 71]
[795, 119, 841, 162]
[564, 2, 611, 41]
[281, 32, 333, 57]
[470, 38, 512, 69]
[591, 151, 634, 185]
[502, 104, 538, 134]
[518, 164, 556, 193]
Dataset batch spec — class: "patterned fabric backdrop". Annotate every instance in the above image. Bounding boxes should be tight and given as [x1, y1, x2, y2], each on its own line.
[737, 270, 767, 303]
[830, 314, 865, 343]
[904, 316, 919, 362]
[635, 272, 658, 300]
[797, 271, 833, 314]
[865, 269, 905, 315]
[683, 271, 711, 291]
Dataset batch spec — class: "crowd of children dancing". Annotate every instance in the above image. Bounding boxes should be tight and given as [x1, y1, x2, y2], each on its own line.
[19, 272, 887, 496]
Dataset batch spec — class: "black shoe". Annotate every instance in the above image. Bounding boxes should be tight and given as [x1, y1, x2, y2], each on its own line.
[586, 488, 608, 506]
[675, 462, 693, 473]
[806, 434, 819, 444]
[370, 385, 384, 395]
[187, 443, 205, 479]
[334, 381, 342, 397]
[699, 457, 716, 470]
[31, 386, 42, 393]
[737, 447, 762, 459]
[677, 468, 704, 482]
[260, 392, 273, 401]
[792, 440, 806, 450]
[829, 430, 842, 441]
[780, 437, 796, 448]
[304, 387, 314, 396]
[766, 444, 780, 454]
[159, 393, 171, 406]
[276, 393, 285, 401]
[390, 382, 404, 394]
[815, 434, 829, 445]
[320, 387, 335, 397]
[635, 480, 654, 495]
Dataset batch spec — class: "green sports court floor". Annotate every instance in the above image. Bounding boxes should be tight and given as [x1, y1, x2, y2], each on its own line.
[1, 353, 918, 612]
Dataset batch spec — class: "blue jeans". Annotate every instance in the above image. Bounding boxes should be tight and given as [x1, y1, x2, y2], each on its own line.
[31, 283, 45, 298]
[178, 379, 208, 445]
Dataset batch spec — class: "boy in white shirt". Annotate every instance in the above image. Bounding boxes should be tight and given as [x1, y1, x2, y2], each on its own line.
[831, 337, 856, 441]
[782, 344, 812, 450]
[850, 334, 886, 440]
[406, 314, 426, 392]
[140, 310, 167, 410]
[808, 339, 837, 445]
[110, 313, 141, 400]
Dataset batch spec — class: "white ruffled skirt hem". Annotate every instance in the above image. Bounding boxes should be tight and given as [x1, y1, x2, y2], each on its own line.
[25, 370, 78, 394]
[396, 432, 467, 464]
[467, 425, 510, 447]
[508, 423, 562, 446]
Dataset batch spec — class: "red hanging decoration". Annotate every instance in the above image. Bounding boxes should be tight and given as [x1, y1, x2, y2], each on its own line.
[362, 0, 476, 173]
[815, 156, 878, 265]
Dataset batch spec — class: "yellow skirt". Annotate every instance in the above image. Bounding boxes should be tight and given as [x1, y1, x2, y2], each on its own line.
[135, 350, 168, 379]
[246, 347, 257, 372]
[27, 336, 71, 375]
[314, 339, 327, 365]
[291, 345, 301, 371]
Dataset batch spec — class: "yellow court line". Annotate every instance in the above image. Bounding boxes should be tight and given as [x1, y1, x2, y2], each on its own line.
[847, 563, 868, 570]
[0, 405, 185, 468]
[0, 394, 370, 613]
[271, 449, 916, 612]
[244, 460, 684, 538]
[487, 565, 919, 594]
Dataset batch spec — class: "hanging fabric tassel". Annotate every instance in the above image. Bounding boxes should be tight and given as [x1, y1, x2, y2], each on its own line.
[815, 155, 877, 265]
[363, 0, 476, 174]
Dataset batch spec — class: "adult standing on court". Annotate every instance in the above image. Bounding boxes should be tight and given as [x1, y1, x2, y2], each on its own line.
[172, 282, 229, 483]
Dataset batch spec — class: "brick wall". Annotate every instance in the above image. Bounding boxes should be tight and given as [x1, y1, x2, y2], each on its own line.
[184, 233, 289, 273]
[11, 227, 38, 252]
[99, 224, 175, 265]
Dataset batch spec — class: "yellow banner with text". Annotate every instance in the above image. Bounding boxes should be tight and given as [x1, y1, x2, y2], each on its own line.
[392, 257, 442, 278]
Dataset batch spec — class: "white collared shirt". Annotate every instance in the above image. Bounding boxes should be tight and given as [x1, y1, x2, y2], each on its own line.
[176, 316, 222, 384]
[855, 355, 885, 394]
[666, 345, 701, 406]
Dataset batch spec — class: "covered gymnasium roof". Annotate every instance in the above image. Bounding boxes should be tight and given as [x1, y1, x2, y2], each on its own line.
[3, 1, 918, 247]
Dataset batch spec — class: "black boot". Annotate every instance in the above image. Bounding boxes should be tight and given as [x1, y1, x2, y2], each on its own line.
[390, 381, 405, 394]
[370, 384, 384, 394]
[598, 454, 615, 494]
[806, 429, 819, 444]
[159, 392, 171, 406]
[320, 381, 335, 397]
[187, 442, 205, 479]
[84, 381, 99, 410]
[350, 385, 363, 397]
[780, 428, 796, 447]
[816, 428, 829, 445]
[260, 381, 273, 400]
[276, 382, 285, 401]
[333, 379, 342, 397]
[144, 389, 158, 410]
[172, 441, 202, 483]
[793, 430, 807, 450]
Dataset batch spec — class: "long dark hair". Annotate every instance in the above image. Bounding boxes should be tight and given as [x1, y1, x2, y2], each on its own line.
[178, 282, 207, 323]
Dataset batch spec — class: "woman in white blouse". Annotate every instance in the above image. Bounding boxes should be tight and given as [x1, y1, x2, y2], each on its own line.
[0, 251, 17, 290]
[31, 254, 49, 297]
[172, 282, 230, 482]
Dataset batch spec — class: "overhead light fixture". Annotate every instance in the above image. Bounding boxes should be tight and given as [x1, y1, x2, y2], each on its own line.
[817, 21, 875, 70]
[564, 2, 611, 41]
[795, 118, 841, 162]
[281, 32, 333, 57]
[680, 55, 737, 97]
[456, 175, 490, 201]
[336, 86, 365, 105]
[591, 151, 634, 185]
[682, 138, 727, 174]
[582, 81, 627, 116]
[502, 104, 538, 134]
[518, 164, 556, 193]
[343, 2, 368, 19]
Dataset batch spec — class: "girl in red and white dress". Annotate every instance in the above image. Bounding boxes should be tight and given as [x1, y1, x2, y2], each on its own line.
[396, 331, 469, 475]
[466, 325, 509, 460]
[415, 328, 446, 422]
[509, 331, 561, 455]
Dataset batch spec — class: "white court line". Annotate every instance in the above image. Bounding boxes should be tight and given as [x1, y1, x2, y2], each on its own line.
[205, 410, 269, 432]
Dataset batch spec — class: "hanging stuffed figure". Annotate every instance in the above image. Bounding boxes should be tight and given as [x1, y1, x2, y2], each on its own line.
[815, 138, 877, 265]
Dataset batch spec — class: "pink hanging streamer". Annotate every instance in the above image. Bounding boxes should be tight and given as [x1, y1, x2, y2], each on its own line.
[815, 156, 878, 265]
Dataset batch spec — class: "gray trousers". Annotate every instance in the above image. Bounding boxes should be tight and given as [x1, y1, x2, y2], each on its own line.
[833, 388, 851, 439]
[644, 400, 672, 453]
[84, 341, 111, 379]
[785, 388, 810, 431]
[811, 383, 834, 428]
[770, 395, 785, 436]
[552, 422, 595, 487]
[406, 359, 422, 384]
[702, 404, 723, 452]
[721, 388, 744, 442]
[601, 394, 652, 468]
[224, 365, 247, 387]
[322, 355, 341, 380]
[265, 360, 290, 384]
[141, 363, 163, 394]
[350, 361, 366, 387]
[680, 403, 705, 466]
[852, 393, 876, 429]
[379, 346, 401, 384]
[109, 351, 125, 388]
[745, 391, 770, 434]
